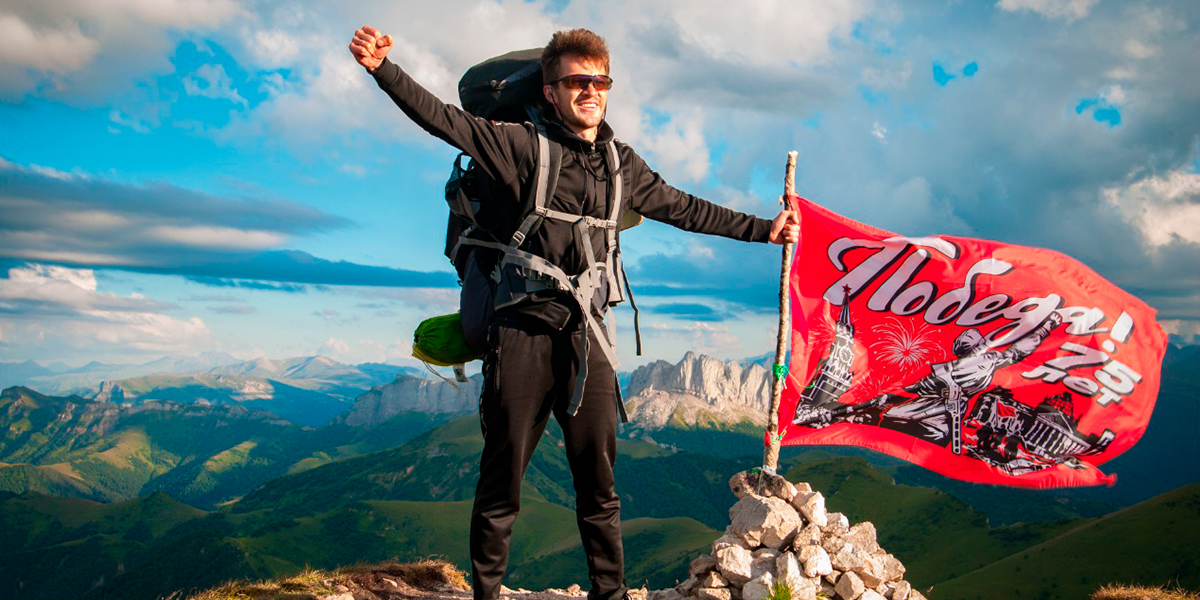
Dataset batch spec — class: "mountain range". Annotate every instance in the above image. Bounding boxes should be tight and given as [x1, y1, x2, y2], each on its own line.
[0, 344, 1197, 599]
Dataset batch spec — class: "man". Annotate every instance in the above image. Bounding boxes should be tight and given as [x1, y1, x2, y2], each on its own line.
[349, 25, 799, 600]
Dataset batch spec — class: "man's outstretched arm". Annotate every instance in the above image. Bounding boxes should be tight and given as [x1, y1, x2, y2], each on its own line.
[624, 149, 799, 245]
[347, 25, 529, 186]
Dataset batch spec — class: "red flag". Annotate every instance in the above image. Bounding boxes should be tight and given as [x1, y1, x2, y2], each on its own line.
[776, 198, 1167, 488]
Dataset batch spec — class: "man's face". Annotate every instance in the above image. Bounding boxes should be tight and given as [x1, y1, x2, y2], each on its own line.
[543, 53, 608, 141]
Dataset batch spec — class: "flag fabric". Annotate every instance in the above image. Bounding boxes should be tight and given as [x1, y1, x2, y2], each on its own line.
[776, 197, 1167, 488]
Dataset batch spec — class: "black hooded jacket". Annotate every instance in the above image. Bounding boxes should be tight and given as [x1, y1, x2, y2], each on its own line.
[371, 58, 772, 328]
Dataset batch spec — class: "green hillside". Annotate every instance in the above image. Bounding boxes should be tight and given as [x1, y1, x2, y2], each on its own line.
[232, 414, 751, 529]
[0, 387, 455, 508]
[3, 449, 1197, 600]
[931, 483, 1200, 600]
[0, 491, 216, 600]
[0, 490, 715, 600]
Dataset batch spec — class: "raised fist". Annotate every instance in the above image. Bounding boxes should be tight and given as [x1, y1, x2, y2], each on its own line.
[349, 25, 393, 72]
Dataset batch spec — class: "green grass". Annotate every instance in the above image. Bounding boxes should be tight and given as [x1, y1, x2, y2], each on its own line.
[931, 483, 1200, 600]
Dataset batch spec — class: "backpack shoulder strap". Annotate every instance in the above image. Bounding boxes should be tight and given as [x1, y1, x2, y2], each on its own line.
[509, 127, 562, 247]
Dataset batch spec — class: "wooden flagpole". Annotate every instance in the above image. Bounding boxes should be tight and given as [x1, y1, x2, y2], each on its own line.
[763, 150, 798, 474]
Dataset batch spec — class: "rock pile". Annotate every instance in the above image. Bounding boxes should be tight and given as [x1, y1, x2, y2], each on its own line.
[649, 470, 926, 600]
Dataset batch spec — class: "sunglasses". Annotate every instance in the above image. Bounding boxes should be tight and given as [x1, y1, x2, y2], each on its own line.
[551, 74, 614, 91]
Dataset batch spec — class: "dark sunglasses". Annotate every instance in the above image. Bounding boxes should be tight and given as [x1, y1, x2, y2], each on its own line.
[551, 74, 614, 91]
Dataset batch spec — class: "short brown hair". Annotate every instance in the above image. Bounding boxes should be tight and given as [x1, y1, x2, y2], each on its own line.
[541, 28, 610, 82]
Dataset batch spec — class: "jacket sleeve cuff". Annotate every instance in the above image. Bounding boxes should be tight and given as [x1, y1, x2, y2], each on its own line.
[371, 57, 402, 88]
[753, 217, 773, 243]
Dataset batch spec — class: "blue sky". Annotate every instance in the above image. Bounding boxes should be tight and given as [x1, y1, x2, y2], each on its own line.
[1, 0, 1198, 370]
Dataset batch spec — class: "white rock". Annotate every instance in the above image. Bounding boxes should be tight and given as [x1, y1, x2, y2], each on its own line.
[873, 554, 905, 583]
[730, 495, 802, 549]
[792, 492, 828, 528]
[831, 542, 869, 574]
[798, 545, 832, 577]
[776, 552, 805, 590]
[751, 549, 781, 579]
[793, 523, 822, 548]
[845, 522, 881, 556]
[697, 588, 733, 600]
[715, 545, 754, 586]
[713, 530, 749, 553]
[741, 573, 775, 600]
[729, 471, 758, 499]
[860, 591, 886, 600]
[825, 512, 850, 534]
[891, 581, 911, 600]
[699, 571, 729, 588]
[834, 572, 865, 600]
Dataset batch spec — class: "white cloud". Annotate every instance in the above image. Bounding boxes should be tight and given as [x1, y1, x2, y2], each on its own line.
[1104, 171, 1200, 248]
[1161, 319, 1200, 344]
[317, 336, 352, 359]
[996, 0, 1099, 21]
[872, 122, 887, 142]
[145, 225, 284, 249]
[8, 263, 98, 291]
[0, 12, 98, 72]
[0, 0, 243, 99]
[183, 63, 247, 105]
[0, 263, 213, 358]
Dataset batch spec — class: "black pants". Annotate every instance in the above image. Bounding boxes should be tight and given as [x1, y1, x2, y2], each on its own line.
[470, 320, 625, 600]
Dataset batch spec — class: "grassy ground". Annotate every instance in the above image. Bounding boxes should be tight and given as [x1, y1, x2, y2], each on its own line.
[182, 559, 469, 600]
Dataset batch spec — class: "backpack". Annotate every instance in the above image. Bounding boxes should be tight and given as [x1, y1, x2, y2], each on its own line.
[416, 49, 642, 414]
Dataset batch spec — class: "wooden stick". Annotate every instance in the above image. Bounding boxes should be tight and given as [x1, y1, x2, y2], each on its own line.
[763, 151, 798, 474]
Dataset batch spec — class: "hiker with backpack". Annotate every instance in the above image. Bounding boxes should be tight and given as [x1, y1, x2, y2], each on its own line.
[349, 25, 799, 600]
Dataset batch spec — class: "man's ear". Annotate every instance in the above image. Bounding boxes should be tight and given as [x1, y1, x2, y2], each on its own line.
[542, 83, 556, 106]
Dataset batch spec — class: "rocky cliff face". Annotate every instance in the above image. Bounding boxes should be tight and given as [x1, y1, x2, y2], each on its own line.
[336, 374, 481, 428]
[335, 351, 772, 430]
[624, 352, 772, 429]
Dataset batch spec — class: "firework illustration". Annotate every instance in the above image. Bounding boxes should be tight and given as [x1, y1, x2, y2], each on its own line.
[807, 305, 839, 349]
[869, 316, 939, 372]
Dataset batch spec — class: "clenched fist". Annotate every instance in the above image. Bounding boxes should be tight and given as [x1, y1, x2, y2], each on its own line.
[349, 25, 393, 72]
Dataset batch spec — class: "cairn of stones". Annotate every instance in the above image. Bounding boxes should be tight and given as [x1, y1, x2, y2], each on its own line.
[649, 470, 926, 600]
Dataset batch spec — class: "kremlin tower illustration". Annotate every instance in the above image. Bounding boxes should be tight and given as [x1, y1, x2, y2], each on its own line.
[792, 288, 858, 426]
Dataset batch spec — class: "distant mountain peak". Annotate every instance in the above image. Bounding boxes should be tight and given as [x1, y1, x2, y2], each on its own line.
[623, 352, 772, 430]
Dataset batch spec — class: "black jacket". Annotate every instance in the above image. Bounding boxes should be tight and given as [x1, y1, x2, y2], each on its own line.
[372, 58, 772, 327]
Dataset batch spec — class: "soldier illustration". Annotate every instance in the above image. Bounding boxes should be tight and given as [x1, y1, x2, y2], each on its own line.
[871, 311, 1063, 452]
[796, 310, 1064, 455]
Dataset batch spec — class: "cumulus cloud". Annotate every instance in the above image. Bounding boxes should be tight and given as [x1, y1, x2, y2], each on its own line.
[0, 0, 243, 100]
[1106, 171, 1200, 248]
[0, 263, 213, 359]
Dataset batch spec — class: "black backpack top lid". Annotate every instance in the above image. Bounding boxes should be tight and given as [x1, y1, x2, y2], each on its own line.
[458, 48, 546, 122]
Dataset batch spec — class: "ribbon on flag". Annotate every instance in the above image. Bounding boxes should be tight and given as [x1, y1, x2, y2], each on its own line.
[777, 197, 1167, 488]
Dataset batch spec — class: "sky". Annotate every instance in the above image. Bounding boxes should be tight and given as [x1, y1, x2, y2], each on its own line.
[1, 0, 1198, 371]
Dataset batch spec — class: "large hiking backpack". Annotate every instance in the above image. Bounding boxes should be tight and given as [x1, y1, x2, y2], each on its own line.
[417, 48, 641, 414]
